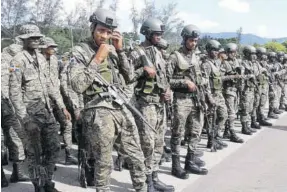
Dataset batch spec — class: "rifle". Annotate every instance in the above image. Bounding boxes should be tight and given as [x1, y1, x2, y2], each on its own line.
[25, 120, 47, 192]
[93, 71, 156, 133]
[78, 149, 87, 188]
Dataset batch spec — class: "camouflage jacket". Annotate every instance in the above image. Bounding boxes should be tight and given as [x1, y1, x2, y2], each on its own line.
[1, 52, 13, 99]
[70, 40, 131, 110]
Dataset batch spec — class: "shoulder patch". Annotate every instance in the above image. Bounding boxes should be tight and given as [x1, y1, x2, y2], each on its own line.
[9, 63, 20, 72]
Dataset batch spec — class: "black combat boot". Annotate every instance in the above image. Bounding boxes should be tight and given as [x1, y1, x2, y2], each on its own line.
[184, 153, 208, 175]
[207, 135, 223, 150]
[251, 117, 261, 129]
[274, 108, 283, 114]
[86, 166, 95, 186]
[152, 171, 175, 192]
[215, 133, 228, 148]
[2, 148, 8, 166]
[241, 122, 252, 135]
[223, 120, 231, 139]
[32, 182, 45, 192]
[193, 155, 206, 167]
[10, 161, 30, 183]
[258, 116, 272, 126]
[268, 108, 279, 119]
[194, 150, 204, 157]
[247, 123, 257, 133]
[44, 181, 60, 192]
[229, 129, 244, 143]
[171, 155, 189, 179]
[1, 166, 9, 188]
[146, 174, 155, 192]
[65, 149, 78, 165]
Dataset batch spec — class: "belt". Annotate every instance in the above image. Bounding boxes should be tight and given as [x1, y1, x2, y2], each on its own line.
[137, 94, 162, 103]
[174, 92, 196, 99]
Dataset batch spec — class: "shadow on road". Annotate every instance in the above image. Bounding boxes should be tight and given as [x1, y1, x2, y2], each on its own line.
[266, 125, 287, 131]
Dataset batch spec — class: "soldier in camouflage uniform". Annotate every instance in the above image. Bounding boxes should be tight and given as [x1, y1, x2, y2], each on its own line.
[280, 54, 287, 111]
[167, 24, 208, 179]
[41, 37, 78, 165]
[9, 24, 61, 192]
[267, 52, 280, 119]
[129, 18, 174, 192]
[255, 47, 272, 126]
[239, 45, 258, 135]
[221, 43, 244, 143]
[1, 44, 30, 185]
[201, 40, 228, 148]
[274, 51, 285, 112]
[69, 9, 147, 192]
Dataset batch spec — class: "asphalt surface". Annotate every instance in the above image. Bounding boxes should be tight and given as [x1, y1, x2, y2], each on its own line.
[2, 111, 287, 192]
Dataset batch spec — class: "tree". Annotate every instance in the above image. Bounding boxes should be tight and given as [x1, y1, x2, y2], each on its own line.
[129, 0, 141, 41]
[264, 42, 287, 52]
[282, 41, 287, 50]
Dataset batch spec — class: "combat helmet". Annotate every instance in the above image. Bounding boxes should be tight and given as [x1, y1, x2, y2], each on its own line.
[205, 40, 221, 52]
[140, 18, 165, 37]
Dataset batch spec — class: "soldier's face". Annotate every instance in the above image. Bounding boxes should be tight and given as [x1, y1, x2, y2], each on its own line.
[26, 37, 41, 49]
[227, 51, 236, 59]
[93, 24, 113, 46]
[45, 47, 56, 55]
[261, 54, 268, 61]
[210, 50, 218, 59]
[279, 56, 283, 62]
[151, 32, 162, 45]
[185, 38, 198, 50]
[270, 57, 276, 62]
[250, 53, 256, 61]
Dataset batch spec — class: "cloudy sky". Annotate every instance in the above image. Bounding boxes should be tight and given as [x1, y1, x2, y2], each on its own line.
[62, 0, 287, 38]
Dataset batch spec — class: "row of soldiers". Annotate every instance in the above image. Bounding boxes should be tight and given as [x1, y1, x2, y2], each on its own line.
[2, 8, 287, 192]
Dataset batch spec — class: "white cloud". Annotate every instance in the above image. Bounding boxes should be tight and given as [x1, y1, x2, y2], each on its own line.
[178, 12, 219, 30]
[257, 25, 268, 37]
[218, 0, 250, 13]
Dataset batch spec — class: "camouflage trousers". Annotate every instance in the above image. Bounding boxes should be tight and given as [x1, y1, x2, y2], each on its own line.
[258, 84, 269, 119]
[240, 87, 254, 125]
[1, 99, 26, 162]
[281, 82, 287, 106]
[171, 95, 204, 155]
[53, 107, 73, 149]
[223, 92, 238, 130]
[82, 105, 146, 192]
[252, 87, 261, 120]
[25, 104, 60, 182]
[269, 85, 276, 110]
[209, 91, 228, 132]
[274, 84, 282, 109]
[134, 96, 165, 175]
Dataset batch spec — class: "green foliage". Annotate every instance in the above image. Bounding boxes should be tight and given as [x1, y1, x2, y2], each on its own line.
[45, 28, 72, 54]
[264, 41, 287, 53]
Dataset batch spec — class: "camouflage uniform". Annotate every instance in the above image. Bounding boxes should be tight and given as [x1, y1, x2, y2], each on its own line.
[251, 61, 262, 128]
[1, 44, 26, 163]
[9, 25, 60, 186]
[273, 61, 284, 110]
[201, 58, 228, 135]
[70, 40, 147, 192]
[129, 41, 169, 176]
[281, 58, 287, 109]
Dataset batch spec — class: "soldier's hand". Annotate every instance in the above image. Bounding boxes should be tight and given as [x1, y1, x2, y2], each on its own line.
[143, 66, 156, 78]
[111, 30, 123, 51]
[185, 80, 197, 92]
[163, 87, 171, 101]
[62, 108, 71, 121]
[93, 44, 110, 64]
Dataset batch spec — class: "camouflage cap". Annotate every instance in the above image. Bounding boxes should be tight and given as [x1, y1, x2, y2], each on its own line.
[18, 24, 43, 39]
[7, 44, 23, 56]
[41, 37, 58, 48]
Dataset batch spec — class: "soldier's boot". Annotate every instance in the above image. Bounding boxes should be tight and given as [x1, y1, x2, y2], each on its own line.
[268, 108, 279, 119]
[44, 181, 61, 192]
[152, 171, 175, 192]
[229, 129, 244, 143]
[10, 161, 30, 182]
[193, 156, 206, 167]
[274, 108, 283, 114]
[171, 155, 189, 179]
[32, 182, 45, 192]
[2, 149, 8, 166]
[86, 166, 95, 186]
[223, 120, 231, 139]
[251, 117, 261, 129]
[1, 166, 9, 188]
[146, 174, 155, 192]
[215, 132, 228, 148]
[241, 122, 252, 135]
[247, 123, 257, 133]
[258, 116, 272, 126]
[164, 146, 171, 154]
[115, 155, 123, 171]
[194, 150, 204, 157]
[65, 149, 78, 165]
[184, 153, 208, 175]
[207, 135, 223, 150]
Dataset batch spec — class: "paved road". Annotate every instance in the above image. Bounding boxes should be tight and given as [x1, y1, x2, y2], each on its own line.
[2, 112, 287, 192]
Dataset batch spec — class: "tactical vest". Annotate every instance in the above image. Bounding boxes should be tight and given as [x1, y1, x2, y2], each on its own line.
[134, 46, 168, 95]
[207, 60, 222, 90]
[244, 61, 254, 87]
[173, 51, 203, 86]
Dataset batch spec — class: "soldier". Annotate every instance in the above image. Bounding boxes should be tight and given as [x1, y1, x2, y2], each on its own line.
[255, 47, 272, 126]
[41, 37, 78, 165]
[167, 24, 208, 179]
[129, 18, 174, 191]
[1, 44, 30, 183]
[201, 40, 228, 148]
[9, 24, 61, 192]
[69, 9, 148, 192]
[275, 51, 285, 112]
[267, 52, 280, 118]
[221, 43, 244, 143]
[280, 54, 287, 111]
[239, 45, 258, 135]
